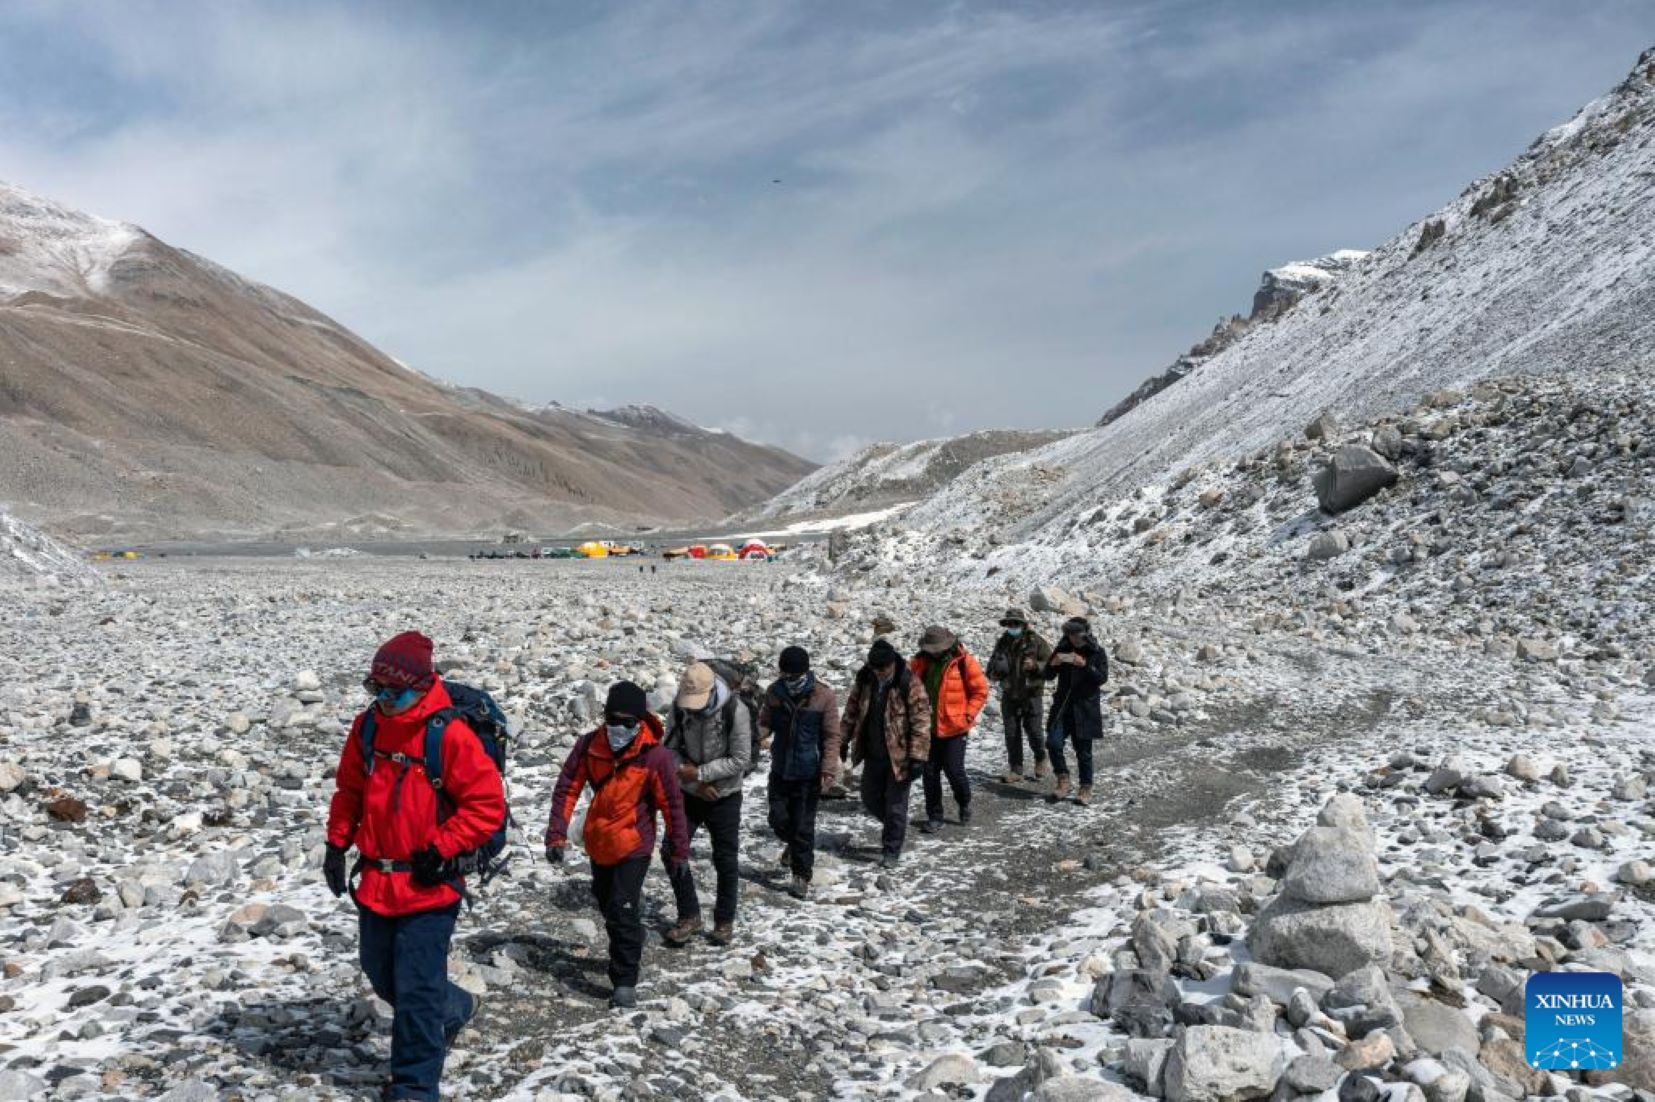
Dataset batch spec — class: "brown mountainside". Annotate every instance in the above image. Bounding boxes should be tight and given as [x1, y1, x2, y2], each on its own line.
[0, 181, 814, 541]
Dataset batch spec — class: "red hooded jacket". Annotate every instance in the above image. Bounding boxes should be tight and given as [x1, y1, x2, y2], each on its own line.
[326, 677, 506, 916]
[545, 713, 690, 867]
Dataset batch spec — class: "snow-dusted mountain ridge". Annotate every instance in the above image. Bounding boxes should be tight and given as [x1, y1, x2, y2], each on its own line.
[895, 46, 1655, 561]
[0, 180, 814, 540]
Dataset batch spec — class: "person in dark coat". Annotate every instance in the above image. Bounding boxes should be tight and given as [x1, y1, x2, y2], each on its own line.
[1043, 616, 1108, 806]
[986, 607, 1054, 784]
[840, 639, 932, 869]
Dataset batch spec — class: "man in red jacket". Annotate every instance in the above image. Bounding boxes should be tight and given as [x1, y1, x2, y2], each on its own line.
[324, 632, 505, 1102]
[545, 680, 690, 1008]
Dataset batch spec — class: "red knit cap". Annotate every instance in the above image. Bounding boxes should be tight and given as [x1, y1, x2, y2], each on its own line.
[370, 631, 434, 689]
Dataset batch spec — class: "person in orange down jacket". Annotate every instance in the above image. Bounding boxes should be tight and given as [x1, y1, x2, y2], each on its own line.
[909, 624, 989, 834]
[324, 631, 505, 1102]
[544, 680, 690, 1008]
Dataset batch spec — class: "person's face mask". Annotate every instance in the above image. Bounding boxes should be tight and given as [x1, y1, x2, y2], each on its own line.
[366, 680, 421, 715]
[873, 663, 896, 682]
[1005, 626, 1024, 638]
[606, 720, 641, 752]
[786, 675, 810, 694]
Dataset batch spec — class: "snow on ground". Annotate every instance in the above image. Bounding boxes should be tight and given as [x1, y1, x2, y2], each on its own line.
[710, 502, 918, 542]
[1, 553, 1650, 1099]
[746, 430, 1073, 524]
[0, 509, 97, 587]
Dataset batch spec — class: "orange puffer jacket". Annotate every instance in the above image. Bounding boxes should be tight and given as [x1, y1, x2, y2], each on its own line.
[545, 714, 690, 867]
[909, 648, 989, 739]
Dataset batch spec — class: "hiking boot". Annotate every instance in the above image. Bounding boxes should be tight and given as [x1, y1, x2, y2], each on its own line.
[1048, 775, 1071, 803]
[664, 914, 703, 946]
[879, 853, 900, 870]
[445, 991, 482, 1046]
[708, 920, 735, 946]
[1076, 785, 1093, 807]
[610, 985, 637, 1009]
[958, 804, 972, 825]
[788, 875, 810, 900]
[1036, 760, 1053, 780]
[918, 819, 942, 835]
[1001, 770, 1022, 784]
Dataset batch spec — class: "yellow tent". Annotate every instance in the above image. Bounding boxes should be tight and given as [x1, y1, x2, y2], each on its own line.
[575, 541, 610, 558]
[706, 543, 738, 561]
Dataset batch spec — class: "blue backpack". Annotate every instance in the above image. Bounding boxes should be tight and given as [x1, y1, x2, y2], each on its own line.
[358, 682, 513, 891]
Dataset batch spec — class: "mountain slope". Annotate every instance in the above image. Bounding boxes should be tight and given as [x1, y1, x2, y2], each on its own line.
[0, 183, 814, 540]
[738, 429, 1075, 523]
[888, 47, 1655, 568]
[1097, 250, 1368, 428]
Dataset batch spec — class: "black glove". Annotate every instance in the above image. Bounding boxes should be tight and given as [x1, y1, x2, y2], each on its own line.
[323, 843, 349, 898]
[410, 844, 452, 886]
[545, 844, 564, 865]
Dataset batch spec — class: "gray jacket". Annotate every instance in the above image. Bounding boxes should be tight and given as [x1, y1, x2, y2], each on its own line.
[664, 678, 753, 800]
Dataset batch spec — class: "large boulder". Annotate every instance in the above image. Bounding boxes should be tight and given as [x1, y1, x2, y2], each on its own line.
[907, 1053, 981, 1091]
[1030, 586, 1074, 613]
[1398, 994, 1479, 1057]
[1133, 910, 1197, 973]
[1316, 793, 1371, 833]
[1248, 895, 1392, 979]
[1164, 1025, 1285, 1102]
[1282, 827, 1379, 904]
[1231, 962, 1335, 1007]
[1313, 445, 1398, 514]
[1126, 1038, 1176, 1097]
[1091, 970, 1179, 1038]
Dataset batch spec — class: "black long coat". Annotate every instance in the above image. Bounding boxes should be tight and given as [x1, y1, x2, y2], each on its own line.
[1043, 635, 1108, 741]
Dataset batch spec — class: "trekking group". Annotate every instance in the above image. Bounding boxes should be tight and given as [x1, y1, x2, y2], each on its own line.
[324, 608, 1109, 1101]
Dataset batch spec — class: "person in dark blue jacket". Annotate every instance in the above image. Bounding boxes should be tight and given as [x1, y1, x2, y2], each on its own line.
[757, 647, 842, 901]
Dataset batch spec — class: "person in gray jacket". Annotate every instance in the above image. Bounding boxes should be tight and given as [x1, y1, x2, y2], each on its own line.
[661, 661, 752, 946]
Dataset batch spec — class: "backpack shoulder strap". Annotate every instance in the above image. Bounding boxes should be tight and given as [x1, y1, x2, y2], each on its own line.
[424, 709, 459, 794]
[358, 710, 379, 775]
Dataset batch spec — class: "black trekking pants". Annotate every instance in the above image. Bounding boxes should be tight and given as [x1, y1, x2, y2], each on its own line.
[1001, 693, 1046, 773]
[859, 765, 914, 857]
[767, 775, 820, 881]
[923, 735, 971, 824]
[664, 791, 742, 925]
[591, 856, 650, 988]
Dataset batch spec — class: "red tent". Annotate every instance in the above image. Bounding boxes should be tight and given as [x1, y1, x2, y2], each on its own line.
[738, 540, 771, 560]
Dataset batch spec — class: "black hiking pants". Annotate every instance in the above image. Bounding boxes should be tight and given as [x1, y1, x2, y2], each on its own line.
[923, 735, 971, 824]
[664, 791, 742, 925]
[767, 776, 820, 881]
[1047, 718, 1094, 788]
[591, 856, 650, 988]
[1002, 693, 1046, 774]
[859, 765, 914, 857]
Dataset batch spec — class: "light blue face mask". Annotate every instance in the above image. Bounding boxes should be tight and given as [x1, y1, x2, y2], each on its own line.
[1005, 627, 1024, 638]
[374, 685, 421, 713]
[606, 722, 641, 752]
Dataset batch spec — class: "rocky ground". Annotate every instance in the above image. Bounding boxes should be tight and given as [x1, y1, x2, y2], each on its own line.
[0, 555, 1650, 1101]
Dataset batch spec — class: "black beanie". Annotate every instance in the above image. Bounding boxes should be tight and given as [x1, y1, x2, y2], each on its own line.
[867, 639, 901, 668]
[779, 646, 810, 675]
[605, 680, 649, 720]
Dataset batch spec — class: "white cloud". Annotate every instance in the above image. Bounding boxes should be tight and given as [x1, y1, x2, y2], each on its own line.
[0, 2, 1648, 460]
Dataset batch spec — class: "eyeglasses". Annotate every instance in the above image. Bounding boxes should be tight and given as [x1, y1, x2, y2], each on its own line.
[605, 714, 639, 726]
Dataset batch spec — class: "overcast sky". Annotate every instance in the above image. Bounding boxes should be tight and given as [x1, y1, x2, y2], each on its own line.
[2, 2, 1650, 460]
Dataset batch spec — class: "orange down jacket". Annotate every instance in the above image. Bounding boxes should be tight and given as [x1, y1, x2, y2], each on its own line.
[909, 647, 989, 739]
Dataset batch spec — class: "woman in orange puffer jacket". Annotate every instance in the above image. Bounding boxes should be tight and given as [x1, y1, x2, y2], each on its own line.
[909, 624, 989, 833]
